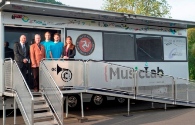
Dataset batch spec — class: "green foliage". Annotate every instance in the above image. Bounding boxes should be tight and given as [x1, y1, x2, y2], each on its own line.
[36, 0, 63, 5]
[188, 28, 195, 80]
[103, 0, 171, 18]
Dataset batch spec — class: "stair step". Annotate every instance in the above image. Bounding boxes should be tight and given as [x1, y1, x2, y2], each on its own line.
[34, 112, 53, 120]
[34, 104, 49, 111]
[34, 97, 45, 103]
[34, 120, 58, 125]
[32, 92, 42, 96]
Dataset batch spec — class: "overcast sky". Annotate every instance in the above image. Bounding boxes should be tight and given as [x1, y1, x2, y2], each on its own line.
[58, 0, 195, 21]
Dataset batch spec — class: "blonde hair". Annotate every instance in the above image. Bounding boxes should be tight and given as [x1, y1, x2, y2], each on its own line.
[45, 31, 51, 35]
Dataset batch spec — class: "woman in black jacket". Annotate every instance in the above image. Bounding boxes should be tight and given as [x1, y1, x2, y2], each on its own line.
[63, 36, 76, 59]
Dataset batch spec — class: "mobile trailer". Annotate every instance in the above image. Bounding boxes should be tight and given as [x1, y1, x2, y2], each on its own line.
[1, 0, 195, 125]
[1, 0, 193, 106]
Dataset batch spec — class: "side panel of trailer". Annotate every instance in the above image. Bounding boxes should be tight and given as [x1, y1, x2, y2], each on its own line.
[2, 12, 188, 80]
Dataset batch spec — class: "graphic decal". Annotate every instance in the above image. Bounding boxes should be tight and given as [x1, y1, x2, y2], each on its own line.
[76, 34, 95, 56]
[11, 14, 181, 35]
[52, 64, 72, 82]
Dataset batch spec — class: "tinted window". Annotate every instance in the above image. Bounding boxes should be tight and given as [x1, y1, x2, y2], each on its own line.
[103, 33, 135, 60]
[136, 35, 163, 61]
[5, 27, 60, 49]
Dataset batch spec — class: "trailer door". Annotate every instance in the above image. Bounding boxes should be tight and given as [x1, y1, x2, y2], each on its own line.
[4, 26, 63, 88]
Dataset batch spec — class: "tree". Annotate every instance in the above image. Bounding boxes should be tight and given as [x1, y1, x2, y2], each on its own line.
[188, 28, 195, 80]
[103, 0, 171, 18]
[35, 0, 63, 5]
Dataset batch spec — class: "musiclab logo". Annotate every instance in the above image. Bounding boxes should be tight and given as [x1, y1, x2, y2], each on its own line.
[104, 65, 164, 82]
[51, 64, 72, 82]
[105, 65, 134, 82]
[140, 67, 164, 78]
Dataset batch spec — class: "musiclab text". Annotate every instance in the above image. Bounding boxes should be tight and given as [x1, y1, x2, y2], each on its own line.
[105, 66, 164, 82]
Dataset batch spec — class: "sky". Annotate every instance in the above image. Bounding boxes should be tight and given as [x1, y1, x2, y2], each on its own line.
[57, 0, 195, 21]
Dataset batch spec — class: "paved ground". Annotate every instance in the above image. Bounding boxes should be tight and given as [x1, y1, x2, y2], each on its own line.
[0, 100, 195, 125]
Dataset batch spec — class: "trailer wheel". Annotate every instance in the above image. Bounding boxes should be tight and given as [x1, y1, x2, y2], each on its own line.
[67, 95, 80, 108]
[91, 95, 106, 106]
[115, 97, 126, 104]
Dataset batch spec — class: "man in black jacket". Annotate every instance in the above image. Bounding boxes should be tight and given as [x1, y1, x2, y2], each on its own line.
[13, 35, 29, 79]
[4, 41, 14, 59]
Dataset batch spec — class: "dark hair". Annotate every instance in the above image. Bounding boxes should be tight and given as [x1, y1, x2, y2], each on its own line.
[65, 36, 75, 50]
[66, 36, 72, 42]
[5, 41, 9, 47]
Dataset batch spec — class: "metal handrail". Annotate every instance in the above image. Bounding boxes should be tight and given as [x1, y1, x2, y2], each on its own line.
[174, 77, 195, 103]
[86, 59, 135, 70]
[13, 60, 34, 99]
[136, 69, 175, 79]
[85, 60, 135, 97]
[14, 91, 32, 125]
[12, 61, 34, 125]
[40, 64, 63, 125]
[40, 61, 63, 97]
[175, 77, 195, 83]
[136, 69, 175, 102]
[4, 58, 13, 91]
[42, 58, 84, 61]
[40, 61, 64, 125]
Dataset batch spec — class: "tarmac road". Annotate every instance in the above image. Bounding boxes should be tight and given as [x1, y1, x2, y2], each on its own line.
[0, 100, 195, 125]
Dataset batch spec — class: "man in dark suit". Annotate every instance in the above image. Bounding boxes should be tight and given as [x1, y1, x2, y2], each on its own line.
[13, 35, 29, 80]
[4, 41, 14, 59]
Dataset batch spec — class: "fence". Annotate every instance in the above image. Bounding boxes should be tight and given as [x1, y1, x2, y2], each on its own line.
[85, 61, 135, 97]
[136, 70, 174, 104]
[40, 60, 195, 106]
[175, 78, 195, 105]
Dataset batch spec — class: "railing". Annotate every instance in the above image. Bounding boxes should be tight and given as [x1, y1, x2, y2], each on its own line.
[136, 70, 174, 103]
[188, 80, 195, 103]
[85, 60, 135, 97]
[4, 58, 13, 90]
[37, 59, 195, 107]
[12, 61, 34, 125]
[39, 61, 64, 125]
[175, 78, 195, 104]
[42, 59, 85, 89]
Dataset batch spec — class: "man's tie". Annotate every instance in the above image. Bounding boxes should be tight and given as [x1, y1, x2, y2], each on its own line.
[38, 44, 41, 50]
[22, 44, 26, 57]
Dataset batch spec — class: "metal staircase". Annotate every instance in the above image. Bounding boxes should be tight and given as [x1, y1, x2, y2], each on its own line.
[33, 92, 58, 125]
[3, 59, 63, 125]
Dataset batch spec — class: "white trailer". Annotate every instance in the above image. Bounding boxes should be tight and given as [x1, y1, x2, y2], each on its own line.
[1, 1, 195, 124]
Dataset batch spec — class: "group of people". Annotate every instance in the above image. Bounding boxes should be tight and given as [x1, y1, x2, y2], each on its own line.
[13, 32, 76, 92]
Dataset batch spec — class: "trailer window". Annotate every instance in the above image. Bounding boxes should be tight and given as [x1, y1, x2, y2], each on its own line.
[163, 37, 187, 61]
[136, 35, 163, 61]
[103, 33, 135, 61]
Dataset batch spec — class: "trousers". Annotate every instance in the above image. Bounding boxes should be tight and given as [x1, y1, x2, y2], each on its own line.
[31, 67, 39, 90]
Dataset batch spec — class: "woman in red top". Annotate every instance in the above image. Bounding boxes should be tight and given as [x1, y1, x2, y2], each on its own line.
[63, 36, 76, 59]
